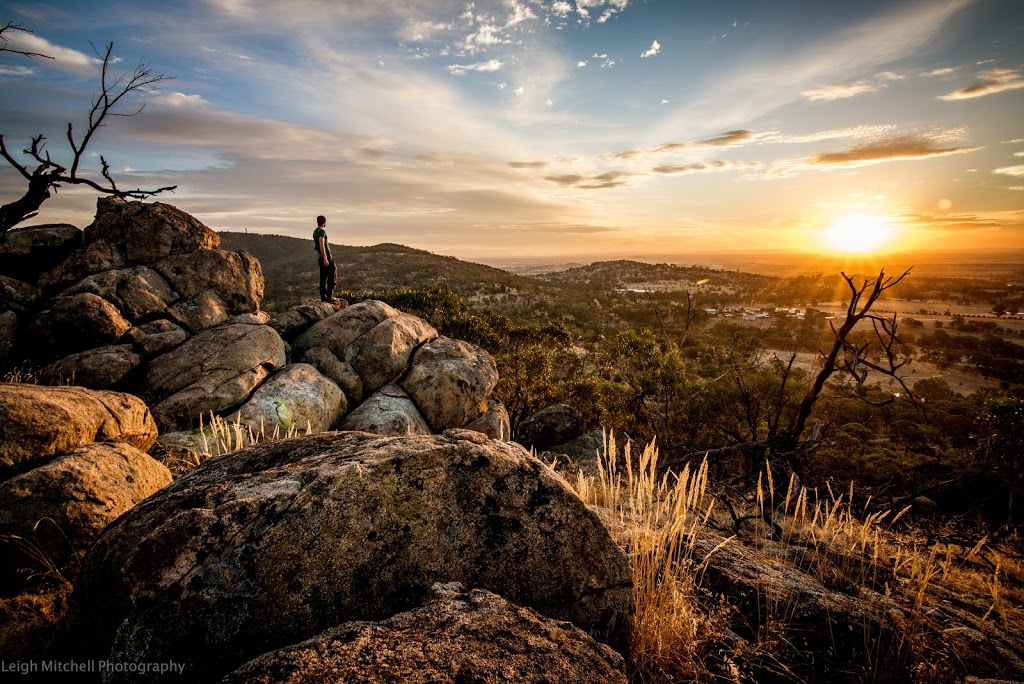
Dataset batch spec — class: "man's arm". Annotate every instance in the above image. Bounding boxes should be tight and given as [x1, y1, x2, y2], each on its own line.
[317, 235, 328, 264]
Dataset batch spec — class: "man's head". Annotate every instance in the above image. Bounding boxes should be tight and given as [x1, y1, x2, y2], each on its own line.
[317, 215, 327, 227]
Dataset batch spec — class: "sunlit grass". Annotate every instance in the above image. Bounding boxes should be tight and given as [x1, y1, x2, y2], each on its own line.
[571, 434, 1022, 683]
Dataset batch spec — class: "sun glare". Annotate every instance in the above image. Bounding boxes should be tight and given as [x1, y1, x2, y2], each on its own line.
[823, 215, 893, 253]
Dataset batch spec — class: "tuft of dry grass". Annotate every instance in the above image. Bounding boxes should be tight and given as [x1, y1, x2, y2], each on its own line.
[156, 412, 315, 476]
[573, 433, 734, 683]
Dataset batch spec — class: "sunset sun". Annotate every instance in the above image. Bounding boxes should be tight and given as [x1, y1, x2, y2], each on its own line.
[823, 215, 894, 253]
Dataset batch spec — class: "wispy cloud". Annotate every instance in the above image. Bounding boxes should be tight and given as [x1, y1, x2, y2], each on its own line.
[921, 66, 957, 77]
[544, 171, 633, 189]
[508, 161, 549, 169]
[938, 67, 1024, 100]
[993, 165, 1024, 178]
[802, 80, 878, 101]
[807, 131, 982, 168]
[895, 209, 1024, 232]
[446, 59, 505, 75]
[640, 40, 661, 58]
[700, 129, 755, 146]
[770, 124, 897, 144]
[0, 31, 97, 74]
[762, 129, 983, 177]
[601, 129, 758, 161]
[151, 92, 211, 108]
[0, 65, 35, 77]
[652, 160, 762, 175]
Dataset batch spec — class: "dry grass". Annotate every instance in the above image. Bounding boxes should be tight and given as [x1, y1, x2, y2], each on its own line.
[156, 412, 315, 476]
[573, 433, 734, 683]
[572, 437, 1023, 683]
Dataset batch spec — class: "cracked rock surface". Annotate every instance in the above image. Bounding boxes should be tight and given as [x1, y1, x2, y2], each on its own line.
[74, 430, 633, 683]
[222, 583, 628, 684]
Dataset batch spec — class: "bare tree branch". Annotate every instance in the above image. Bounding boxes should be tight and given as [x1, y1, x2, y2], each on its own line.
[0, 21, 54, 59]
[0, 39, 176, 233]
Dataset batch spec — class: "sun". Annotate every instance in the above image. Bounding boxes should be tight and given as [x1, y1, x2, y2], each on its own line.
[823, 214, 894, 253]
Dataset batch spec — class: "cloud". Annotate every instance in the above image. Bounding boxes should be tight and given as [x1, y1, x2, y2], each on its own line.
[508, 161, 549, 169]
[699, 129, 754, 146]
[652, 160, 762, 175]
[505, 1, 537, 26]
[513, 85, 525, 96]
[403, 19, 453, 42]
[151, 92, 211, 108]
[446, 59, 505, 75]
[601, 129, 758, 161]
[938, 68, 1024, 100]
[921, 66, 957, 76]
[895, 209, 1023, 232]
[550, 1, 573, 17]
[808, 132, 983, 168]
[0, 31, 97, 74]
[576, 60, 587, 68]
[993, 165, 1024, 178]
[876, 70, 904, 81]
[770, 124, 897, 144]
[640, 39, 661, 58]
[0, 65, 35, 77]
[802, 80, 878, 101]
[543, 171, 633, 189]
[462, 23, 513, 52]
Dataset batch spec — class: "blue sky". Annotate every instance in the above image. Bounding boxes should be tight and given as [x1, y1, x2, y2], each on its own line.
[1, 0, 1022, 258]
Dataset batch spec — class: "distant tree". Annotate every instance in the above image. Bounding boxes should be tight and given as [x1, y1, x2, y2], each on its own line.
[0, 37, 176, 234]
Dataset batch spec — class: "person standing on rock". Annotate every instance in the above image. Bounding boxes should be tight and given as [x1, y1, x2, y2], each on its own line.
[313, 215, 337, 304]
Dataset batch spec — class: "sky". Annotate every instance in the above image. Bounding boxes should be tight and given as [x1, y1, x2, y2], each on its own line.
[0, 0, 1022, 260]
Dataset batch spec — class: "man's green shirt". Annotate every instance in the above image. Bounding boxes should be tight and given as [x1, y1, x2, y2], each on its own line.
[313, 226, 331, 262]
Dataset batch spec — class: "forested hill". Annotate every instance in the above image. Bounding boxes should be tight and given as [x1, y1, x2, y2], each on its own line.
[537, 259, 775, 297]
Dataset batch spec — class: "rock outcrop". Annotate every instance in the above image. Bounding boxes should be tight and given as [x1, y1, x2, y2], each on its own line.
[0, 384, 169, 594]
[0, 223, 81, 283]
[222, 582, 628, 684]
[0, 441, 171, 585]
[517, 403, 586, 449]
[74, 430, 633, 682]
[0, 383, 157, 476]
[1, 199, 509, 446]
[144, 319, 287, 431]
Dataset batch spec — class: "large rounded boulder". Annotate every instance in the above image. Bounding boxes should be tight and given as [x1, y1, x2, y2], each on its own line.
[228, 363, 345, 434]
[0, 384, 157, 476]
[293, 300, 437, 395]
[145, 320, 287, 431]
[74, 430, 633, 682]
[0, 441, 171, 586]
[401, 336, 499, 432]
[222, 583, 628, 684]
[47, 197, 220, 285]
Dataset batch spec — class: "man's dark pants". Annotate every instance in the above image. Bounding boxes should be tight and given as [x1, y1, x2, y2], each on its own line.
[319, 259, 336, 302]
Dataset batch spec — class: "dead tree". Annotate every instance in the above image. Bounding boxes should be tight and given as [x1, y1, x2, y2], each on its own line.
[0, 41, 176, 234]
[779, 268, 914, 451]
[660, 268, 915, 473]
